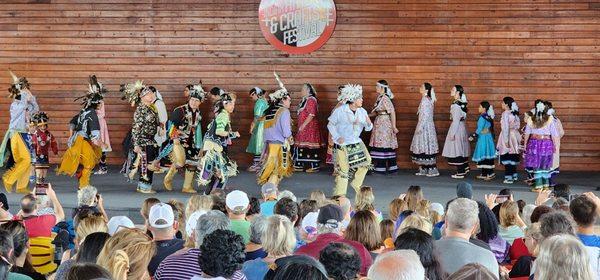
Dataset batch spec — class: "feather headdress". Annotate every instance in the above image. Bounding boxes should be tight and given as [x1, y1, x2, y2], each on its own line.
[120, 80, 145, 107]
[338, 83, 363, 102]
[75, 75, 107, 109]
[7, 70, 30, 98]
[269, 72, 289, 102]
[188, 82, 206, 101]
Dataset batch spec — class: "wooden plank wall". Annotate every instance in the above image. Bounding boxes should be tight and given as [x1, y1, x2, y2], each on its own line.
[0, 0, 598, 170]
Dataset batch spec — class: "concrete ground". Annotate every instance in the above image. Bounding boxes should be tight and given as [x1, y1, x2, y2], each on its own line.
[4, 166, 599, 224]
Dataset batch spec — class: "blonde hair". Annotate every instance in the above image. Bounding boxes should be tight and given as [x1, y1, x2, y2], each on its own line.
[97, 228, 156, 280]
[76, 214, 108, 242]
[344, 210, 382, 251]
[536, 234, 594, 280]
[406, 186, 424, 211]
[395, 214, 433, 237]
[389, 198, 407, 222]
[309, 190, 327, 207]
[525, 222, 543, 256]
[262, 215, 296, 256]
[500, 200, 519, 228]
[141, 198, 160, 220]
[355, 186, 375, 212]
[185, 195, 213, 217]
[415, 200, 431, 219]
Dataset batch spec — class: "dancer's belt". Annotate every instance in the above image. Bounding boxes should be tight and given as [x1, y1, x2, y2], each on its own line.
[377, 112, 389, 116]
[480, 128, 490, 134]
[531, 134, 551, 140]
[334, 142, 369, 169]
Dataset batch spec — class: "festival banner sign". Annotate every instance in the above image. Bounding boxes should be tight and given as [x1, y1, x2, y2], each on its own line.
[259, 0, 337, 54]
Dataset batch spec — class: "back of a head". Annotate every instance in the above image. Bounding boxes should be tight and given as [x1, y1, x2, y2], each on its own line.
[274, 197, 298, 223]
[141, 197, 160, 220]
[539, 211, 575, 239]
[310, 190, 326, 207]
[97, 228, 156, 280]
[389, 198, 407, 221]
[569, 196, 598, 227]
[249, 215, 268, 245]
[0, 221, 28, 258]
[536, 234, 594, 280]
[271, 255, 328, 280]
[476, 201, 499, 243]
[299, 199, 318, 219]
[185, 195, 213, 216]
[355, 186, 375, 211]
[530, 205, 553, 224]
[367, 250, 425, 280]
[0, 229, 13, 280]
[20, 194, 36, 214]
[199, 229, 245, 278]
[76, 232, 110, 263]
[319, 242, 361, 280]
[76, 214, 108, 241]
[445, 198, 479, 233]
[263, 215, 296, 256]
[552, 197, 570, 212]
[67, 262, 113, 280]
[277, 190, 297, 202]
[344, 210, 381, 251]
[446, 263, 497, 280]
[553, 184, 571, 201]
[396, 213, 433, 236]
[499, 200, 519, 228]
[195, 210, 229, 247]
[406, 185, 424, 211]
[394, 228, 438, 280]
[522, 204, 537, 227]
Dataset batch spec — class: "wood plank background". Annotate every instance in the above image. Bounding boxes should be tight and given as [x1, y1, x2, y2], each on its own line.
[0, 0, 598, 170]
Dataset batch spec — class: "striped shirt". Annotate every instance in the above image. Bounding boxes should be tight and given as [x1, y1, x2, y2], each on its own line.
[154, 248, 247, 280]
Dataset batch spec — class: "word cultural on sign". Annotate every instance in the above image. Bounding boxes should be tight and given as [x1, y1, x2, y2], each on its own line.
[259, 0, 337, 54]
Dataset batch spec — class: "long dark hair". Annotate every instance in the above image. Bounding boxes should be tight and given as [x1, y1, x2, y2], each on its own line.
[424, 82, 433, 99]
[454, 85, 468, 113]
[503, 96, 519, 116]
[476, 201, 500, 243]
[394, 228, 442, 280]
[480, 101, 494, 135]
[304, 83, 316, 97]
[75, 232, 110, 263]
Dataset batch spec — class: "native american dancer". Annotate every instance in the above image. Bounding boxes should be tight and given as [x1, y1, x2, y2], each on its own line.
[524, 100, 560, 192]
[246, 87, 268, 172]
[293, 83, 322, 173]
[442, 85, 470, 179]
[368, 80, 398, 174]
[497, 97, 521, 184]
[410, 82, 439, 177]
[472, 101, 496, 181]
[31, 112, 57, 183]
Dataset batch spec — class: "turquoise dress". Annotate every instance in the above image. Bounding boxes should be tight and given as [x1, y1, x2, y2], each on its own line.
[246, 98, 269, 155]
[472, 114, 496, 162]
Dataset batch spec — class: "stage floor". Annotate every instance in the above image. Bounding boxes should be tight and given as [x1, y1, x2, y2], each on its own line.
[4, 167, 599, 224]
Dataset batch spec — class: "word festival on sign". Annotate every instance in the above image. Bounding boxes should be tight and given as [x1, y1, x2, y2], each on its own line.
[263, 6, 334, 45]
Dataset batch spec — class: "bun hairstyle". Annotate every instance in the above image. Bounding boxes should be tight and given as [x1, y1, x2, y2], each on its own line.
[377, 79, 393, 99]
[250, 87, 265, 97]
[96, 228, 155, 280]
[480, 101, 495, 135]
[423, 82, 436, 102]
[210, 87, 225, 97]
[304, 83, 316, 97]
[453, 85, 468, 113]
[544, 100, 555, 116]
[503, 96, 519, 116]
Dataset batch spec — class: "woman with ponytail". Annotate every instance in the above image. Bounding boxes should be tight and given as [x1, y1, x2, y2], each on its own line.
[368, 80, 399, 174]
[294, 83, 323, 173]
[497, 97, 522, 184]
[523, 100, 560, 191]
[442, 85, 471, 179]
[410, 82, 439, 177]
[472, 101, 496, 180]
[97, 228, 156, 280]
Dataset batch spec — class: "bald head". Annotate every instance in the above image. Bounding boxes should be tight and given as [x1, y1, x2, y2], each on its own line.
[367, 250, 424, 280]
[337, 196, 351, 217]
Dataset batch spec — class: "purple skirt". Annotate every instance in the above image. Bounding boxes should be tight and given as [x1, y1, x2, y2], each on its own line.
[524, 138, 554, 170]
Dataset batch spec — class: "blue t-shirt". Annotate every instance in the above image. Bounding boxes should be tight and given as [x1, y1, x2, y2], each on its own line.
[242, 258, 270, 280]
[578, 234, 600, 248]
[260, 201, 277, 216]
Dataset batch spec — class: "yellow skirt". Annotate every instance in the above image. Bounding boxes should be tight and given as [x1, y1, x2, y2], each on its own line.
[257, 142, 293, 185]
[57, 135, 102, 176]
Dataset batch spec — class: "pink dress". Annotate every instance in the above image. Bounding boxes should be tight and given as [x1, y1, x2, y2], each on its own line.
[96, 104, 112, 152]
[369, 95, 398, 149]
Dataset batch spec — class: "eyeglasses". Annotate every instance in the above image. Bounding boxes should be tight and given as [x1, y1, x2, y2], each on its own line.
[0, 254, 13, 271]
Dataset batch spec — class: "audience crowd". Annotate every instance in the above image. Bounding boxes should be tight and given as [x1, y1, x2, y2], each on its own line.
[0, 181, 598, 280]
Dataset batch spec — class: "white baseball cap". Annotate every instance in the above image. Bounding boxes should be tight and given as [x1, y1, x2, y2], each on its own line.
[185, 210, 207, 237]
[226, 190, 249, 212]
[430, 203, 444, 216]
[107, 216, 134, 236]
[301, 211, 319, 235]
[149, 203, 175, 229]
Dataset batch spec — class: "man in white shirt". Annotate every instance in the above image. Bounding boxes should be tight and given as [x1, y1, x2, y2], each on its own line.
[327, 84, 373, 197]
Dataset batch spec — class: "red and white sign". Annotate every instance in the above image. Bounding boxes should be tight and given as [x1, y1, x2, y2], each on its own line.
[259, 0, 337, 54]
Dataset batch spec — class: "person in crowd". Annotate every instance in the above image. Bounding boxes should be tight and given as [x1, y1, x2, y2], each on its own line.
[456, 182, 473, 199]
[367, 250, 425, 280]
[259, 182, 278, 217]
[0, 221, 43, 280]
[246, 197, 261, 222]
[429, 202, 444, 240]
[394, 228, 442, 280]
[293, 83, 322, 173]
[140, 197, 160, 236]
[411, 82, 439, 177]
[498, 200, 526, 245]
[246, 87, 268, 172]
[73, 186, 107, 222]
[257, 73, 294, 186]
[442, 85, 470, 179]
[327, 84, 373, 197]
[197, 92, 239, 194]
[166, 199, 186, 239]
[269, 255, 328, 280]
[146, 203, 184, 277]
[193, 229, 246, 280]
[475, 201, 509, 263]
[434, 198, 499, 277]
[295, 204, 372, 276]
[309, 190, 327, 207]
[509, 222, 542, 278]
[380, 219, 395, 248]
[332, 195, 352, 229]
[55, 232, 111, 280]
[389, 198, 407, 222]
[535, 234, 594, 280]
[472, 101, 496, 180]
[368, 80, 398, 175]
[521, 204, 536, 227]
[62, 213, 108, 264]
[319, 242, 361, 280]
[155, 210, 246, 280]
[274, 197, 299, 227]
[353, 186, 383, 222]
[446, 263, 498, 280]
[570, 194, 600, 248]
[245, 215, 268, 261]
[344, 210, 384, 259]
[0, 229, 34, 280]
[405, 185, 424, 211]
[66, 263, 113, 280]
[97, 228, 156, 280]
[395, 213, 433, 237]
[107, 216, 134, 236]
[277, 190, 297, 202]
[162, 83, 206, 193]
[17, 184, 64, 238]
[226, 190, 251, 244]
[497, 96, 521, 184]
[242, 215, 296, 280]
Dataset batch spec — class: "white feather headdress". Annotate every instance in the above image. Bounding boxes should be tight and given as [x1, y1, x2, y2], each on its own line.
[270, 72, 289, 102]
[120, 80, 145, 107]
[189, 82, 206, 101]
[338, 84, 363, 102]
